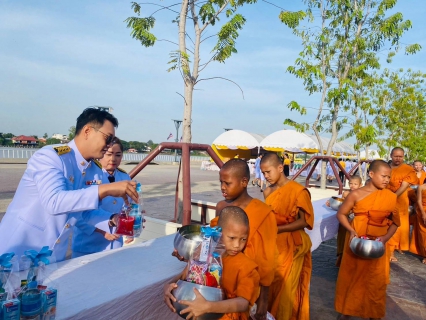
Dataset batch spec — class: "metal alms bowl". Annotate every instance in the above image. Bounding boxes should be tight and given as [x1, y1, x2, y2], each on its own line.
[172, 280, 225, 320]
[329, 196, 344, 211]
[350, 237, 385, 259]
[410, 185, 418, 191]
[174, 225, 203, 261]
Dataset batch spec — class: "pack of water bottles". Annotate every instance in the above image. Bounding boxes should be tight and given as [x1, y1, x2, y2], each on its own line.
[186, 226, 225, 288]
[0, 248, 58, 320]
[115, 182, 143, 238]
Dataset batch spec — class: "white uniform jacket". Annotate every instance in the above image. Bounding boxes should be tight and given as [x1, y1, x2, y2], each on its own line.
[0, 140, 99, 262]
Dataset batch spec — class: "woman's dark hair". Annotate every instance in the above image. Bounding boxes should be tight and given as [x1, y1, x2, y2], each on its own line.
[75, 108, 119, 135]
[113, 137, 124, 152]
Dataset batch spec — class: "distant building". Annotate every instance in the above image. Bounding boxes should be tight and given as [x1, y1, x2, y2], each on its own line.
[12, 135, 38, 147]
[38, 138, 47, 144]
[52, 134, 67, 140]
[91, 106, 114, 113]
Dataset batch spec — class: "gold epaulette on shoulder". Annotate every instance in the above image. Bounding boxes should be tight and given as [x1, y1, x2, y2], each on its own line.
[93, 159, 102, 169]
[117, 167, 127, 173]
[53, 146, 71, 156]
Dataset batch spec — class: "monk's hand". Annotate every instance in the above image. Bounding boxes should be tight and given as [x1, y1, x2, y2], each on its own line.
[422, 213, 426, 225]
[172, 249, 187, 262]
[163, 283, 178, 313]
[180, 288, 209, 319]
[348, 230, 358, 243]
[254, 294, 268, 320]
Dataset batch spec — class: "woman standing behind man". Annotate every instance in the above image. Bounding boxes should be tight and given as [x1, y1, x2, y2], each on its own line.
[72, 138, 131, 258]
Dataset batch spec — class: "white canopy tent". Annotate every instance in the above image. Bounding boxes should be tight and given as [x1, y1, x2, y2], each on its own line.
[359, 149, 381, 159]
[212, 130, 265, 150]
[260, 130, 318, 153]
[308, 135, 355, 155]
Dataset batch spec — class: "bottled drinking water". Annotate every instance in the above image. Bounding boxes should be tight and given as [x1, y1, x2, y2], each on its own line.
[130, 182, 143, 237]
[20, 281, 41, 319]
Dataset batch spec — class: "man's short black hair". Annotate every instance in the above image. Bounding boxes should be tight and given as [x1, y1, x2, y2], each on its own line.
[75, 108, 119, 135]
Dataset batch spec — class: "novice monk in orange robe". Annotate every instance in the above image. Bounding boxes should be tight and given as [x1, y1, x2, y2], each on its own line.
[409, 183, 426, 265]
[164, 206, 260, 320]
[260, 153, 314, 320]
[335, 160, 399, 320]
[387, 147, 418, 261]
[408, 160, 426, 204]
[211, 159, 278, 320]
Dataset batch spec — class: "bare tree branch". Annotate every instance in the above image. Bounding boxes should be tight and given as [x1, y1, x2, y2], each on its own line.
[196, 77, 244, 99]
[176, 92, 188, 106]
[157, 39, 195, 54]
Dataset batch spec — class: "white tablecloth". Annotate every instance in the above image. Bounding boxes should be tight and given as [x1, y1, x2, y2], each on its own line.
[307, 198, 340, 251]
[46, 199, 337, 319]
[51, 235, 184, 320]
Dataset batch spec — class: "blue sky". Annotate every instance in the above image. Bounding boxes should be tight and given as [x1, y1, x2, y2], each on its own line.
[0, 0, 425, 144]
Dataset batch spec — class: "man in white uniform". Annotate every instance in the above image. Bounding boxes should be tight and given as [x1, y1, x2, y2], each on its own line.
[0, 108, 138, 262]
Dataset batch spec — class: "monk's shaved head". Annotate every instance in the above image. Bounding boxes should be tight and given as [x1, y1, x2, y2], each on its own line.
[369, 160, 391, 172]
[260, 153, 282, 166]
[218, 206, 249, 229]
[390, 147, 404, 155]
[349, 175, 362, 184]
[221, 159, 250, 180]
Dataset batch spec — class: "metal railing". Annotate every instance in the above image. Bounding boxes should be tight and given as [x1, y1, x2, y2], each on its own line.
[0, 147, 209, 162]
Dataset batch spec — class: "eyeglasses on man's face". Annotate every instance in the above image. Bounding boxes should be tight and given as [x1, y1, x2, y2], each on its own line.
[91, 126, 115, 145]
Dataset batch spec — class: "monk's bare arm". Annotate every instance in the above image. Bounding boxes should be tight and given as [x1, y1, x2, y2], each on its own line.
[417, 185, 426, 215]
[336, 192, 357, 238]
[215, 201, 227, 217]
[395, 181, 410, 197]
[180, 296, 249, 317]
[418, 185, 426, 224]
[277, 209, 309, 233]
[163, 267, 188, 312]
[254, 286, 269, 319]
[380, 224, 398, 244]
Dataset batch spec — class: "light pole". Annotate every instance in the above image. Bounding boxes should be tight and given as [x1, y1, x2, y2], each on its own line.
[173, 119, 182, 162]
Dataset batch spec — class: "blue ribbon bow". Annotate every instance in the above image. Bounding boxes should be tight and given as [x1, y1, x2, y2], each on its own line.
[24, 246, 53, 265]
[0, 253, 15, 269]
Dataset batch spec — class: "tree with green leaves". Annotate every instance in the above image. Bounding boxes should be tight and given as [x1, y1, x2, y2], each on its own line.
[374, 68, 426, 162]
[280, 0, 420, 188]
[68, 126, 76, 141]
[126, 0, 255, 143]
[43, 133, 48, 139]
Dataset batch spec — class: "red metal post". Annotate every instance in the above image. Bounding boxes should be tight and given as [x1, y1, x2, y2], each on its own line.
[182, 143, 191, 226]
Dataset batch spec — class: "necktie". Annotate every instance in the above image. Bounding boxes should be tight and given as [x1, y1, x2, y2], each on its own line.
[108, 175, 115, 183]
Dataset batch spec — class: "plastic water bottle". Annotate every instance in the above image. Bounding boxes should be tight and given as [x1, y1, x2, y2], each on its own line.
[129, 204, 142, 237]
[20, 281, 41, 319]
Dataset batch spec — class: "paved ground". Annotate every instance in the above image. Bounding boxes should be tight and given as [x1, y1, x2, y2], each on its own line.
[1, 162, 426, 319]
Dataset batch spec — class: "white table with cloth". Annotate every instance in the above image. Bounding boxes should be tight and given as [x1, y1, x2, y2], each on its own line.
[306, 198, 340, 251]
[47, 198, 338, 319]
[51, 235, 185, 320]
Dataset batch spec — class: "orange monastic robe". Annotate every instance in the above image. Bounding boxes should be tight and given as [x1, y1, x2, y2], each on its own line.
[387, 164, 418, 251]
[220, 253, 260, 320]
[408, 171, 426, 204]
[265, 181, 314, 320]
[335, 189, 399, 319]
[211, 199, 278, 288]
[409, 189, 426, 259]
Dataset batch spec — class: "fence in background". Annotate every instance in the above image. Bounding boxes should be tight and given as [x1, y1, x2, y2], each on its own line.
[0, 148, 209, 162]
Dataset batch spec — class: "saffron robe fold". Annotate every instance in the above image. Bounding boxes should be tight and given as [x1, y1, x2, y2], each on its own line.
[265, 181, 314, 320]
[409, 189, 426, 259]
[335, 189, 398, 319]
[387, 164, 418, 251]
[220, 253, 260, 320]
[211, 199, 278, 287]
